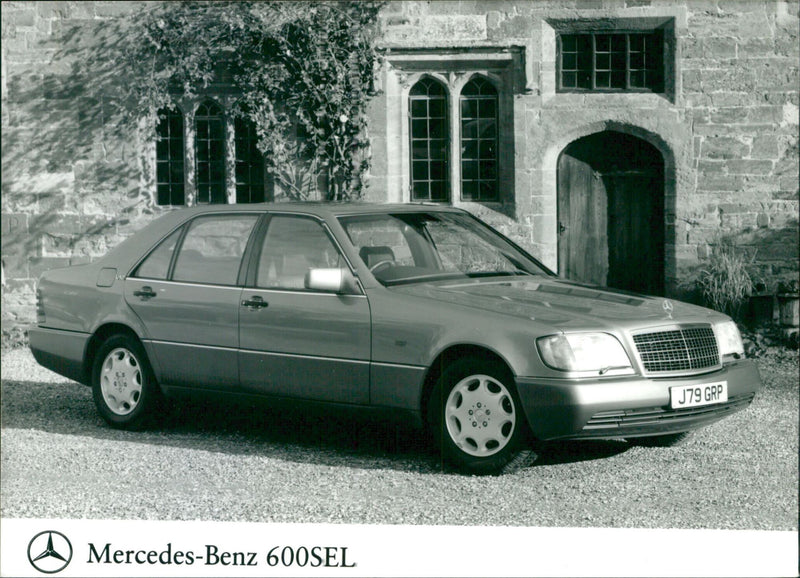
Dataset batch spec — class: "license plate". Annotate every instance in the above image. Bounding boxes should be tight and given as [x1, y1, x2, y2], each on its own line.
[670, 381, 728, 409]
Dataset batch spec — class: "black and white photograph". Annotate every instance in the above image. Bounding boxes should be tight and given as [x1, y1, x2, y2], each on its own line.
[1, 1, 798, 576]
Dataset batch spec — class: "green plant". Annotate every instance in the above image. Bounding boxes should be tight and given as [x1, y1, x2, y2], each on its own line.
[695, 240, 755, 320]
[118, 1, 383, 200]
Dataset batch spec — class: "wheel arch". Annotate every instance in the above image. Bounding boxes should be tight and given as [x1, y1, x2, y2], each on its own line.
[83, 323, 145, 386]
[420, 344, 516, 427]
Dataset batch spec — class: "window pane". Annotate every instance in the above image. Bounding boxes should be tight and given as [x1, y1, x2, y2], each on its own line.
[411, 119, 428, 139]
[630, 70, 645, 88]
[479, 99, 496, 118]
[411, 99, 428, 117]
[462, 160, 479, 180]
[479, 140, 495, 158]
[428, 98, 446, 118]
[134, 227, 182, 280]
[429, 139, 447, 159]
[156, 162, 170, 184]
[173, 215, 258, 285]
[462, 140, 478, 159]
[461, 99, 477, 119]
[256, 217, 343, 290]
[430, 181, 447, 201]
[429, 118, 446, 138]
[611, 70, 626, 89]
[462, 181, 478, 200]
[413, 161, 429, 180]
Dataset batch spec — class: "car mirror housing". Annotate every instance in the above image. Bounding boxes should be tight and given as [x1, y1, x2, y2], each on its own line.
[305, 267, 360, 295]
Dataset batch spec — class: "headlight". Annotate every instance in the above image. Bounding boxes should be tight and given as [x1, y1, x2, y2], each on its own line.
[536, 333, 633, 374]
[714, 320, 744, 358]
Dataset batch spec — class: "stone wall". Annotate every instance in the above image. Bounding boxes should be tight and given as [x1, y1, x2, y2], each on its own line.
[1, 0, 798, 333]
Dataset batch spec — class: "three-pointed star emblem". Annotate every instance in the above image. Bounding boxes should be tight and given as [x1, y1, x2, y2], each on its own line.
[28, 531, 72, 574]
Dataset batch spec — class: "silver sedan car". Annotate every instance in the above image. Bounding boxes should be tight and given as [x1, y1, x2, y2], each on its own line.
[30, 203, 761, 474]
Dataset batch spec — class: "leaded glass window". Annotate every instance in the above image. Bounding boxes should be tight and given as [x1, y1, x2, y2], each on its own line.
[234, 116, 265, 204]
[460, 77, 498, 202]
[558, 31, 664, 92]
[155, 107, 185, 205]
[409, 78, 449, 202]
[195, 101, 226, 204]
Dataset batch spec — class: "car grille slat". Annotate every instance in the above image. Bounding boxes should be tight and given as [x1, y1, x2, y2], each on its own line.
[633, 326, 719, 374]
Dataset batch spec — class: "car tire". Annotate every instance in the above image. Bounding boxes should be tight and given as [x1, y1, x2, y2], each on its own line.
[630, 432, 692, 447]
[91, 334, 161, 430]
[429, 358, 535, 475]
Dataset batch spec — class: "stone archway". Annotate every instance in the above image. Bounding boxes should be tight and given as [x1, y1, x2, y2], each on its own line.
[557, 130, 665, 295]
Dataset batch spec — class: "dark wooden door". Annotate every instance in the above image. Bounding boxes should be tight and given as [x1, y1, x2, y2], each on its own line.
[558, 132, 665, 295]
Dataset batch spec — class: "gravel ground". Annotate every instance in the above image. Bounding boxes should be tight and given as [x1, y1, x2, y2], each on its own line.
[1, 347, 797, 529]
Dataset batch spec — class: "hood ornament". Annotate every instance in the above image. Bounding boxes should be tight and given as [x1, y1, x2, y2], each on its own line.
[662, 299, 674, 319]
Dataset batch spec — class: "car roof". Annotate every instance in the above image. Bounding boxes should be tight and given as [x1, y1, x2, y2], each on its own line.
[165, 202, 466, 219]
[99, 202, 467, 269]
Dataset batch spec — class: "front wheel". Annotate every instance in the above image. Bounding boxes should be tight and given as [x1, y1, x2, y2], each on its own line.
[429, 358, 535, 474]
[92, 334, 161, 430]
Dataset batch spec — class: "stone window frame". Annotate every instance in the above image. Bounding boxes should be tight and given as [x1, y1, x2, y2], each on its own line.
[383, 48, 521, 207]
[542, 15, 679, 104]
[151, 97, 269, 207]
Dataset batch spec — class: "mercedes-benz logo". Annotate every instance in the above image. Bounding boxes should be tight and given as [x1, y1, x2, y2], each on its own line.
[28, 531, 72, 574]
[662, 299, 674, 319]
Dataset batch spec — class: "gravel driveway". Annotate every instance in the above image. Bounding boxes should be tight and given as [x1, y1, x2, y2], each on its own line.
[1, 347, 797, 529]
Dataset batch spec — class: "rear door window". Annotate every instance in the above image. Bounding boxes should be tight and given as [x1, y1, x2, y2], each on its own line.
[172, 214, 259, 285]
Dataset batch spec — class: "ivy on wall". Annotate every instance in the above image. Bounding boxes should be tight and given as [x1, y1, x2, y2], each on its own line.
[120, 1, 384, 201]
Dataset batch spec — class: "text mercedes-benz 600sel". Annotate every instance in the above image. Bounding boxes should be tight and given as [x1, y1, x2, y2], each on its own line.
[30, 204, 761, 474]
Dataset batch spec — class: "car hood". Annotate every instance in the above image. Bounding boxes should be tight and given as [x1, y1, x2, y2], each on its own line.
[390, 276, 721, 331]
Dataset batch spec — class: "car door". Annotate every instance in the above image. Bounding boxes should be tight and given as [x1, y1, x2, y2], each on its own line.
[238, 214, 371, 404]
[125, 213, 260, 390]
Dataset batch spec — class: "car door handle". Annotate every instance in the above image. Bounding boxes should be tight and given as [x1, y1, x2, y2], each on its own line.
[133, 286, 156, 299]
[241, 296, 269, 309]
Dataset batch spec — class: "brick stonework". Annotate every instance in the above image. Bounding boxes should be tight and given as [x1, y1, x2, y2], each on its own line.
[2, 0, 798, 330]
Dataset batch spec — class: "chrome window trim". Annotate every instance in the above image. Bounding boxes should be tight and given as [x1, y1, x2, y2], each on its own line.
[130, 277, 368, 298]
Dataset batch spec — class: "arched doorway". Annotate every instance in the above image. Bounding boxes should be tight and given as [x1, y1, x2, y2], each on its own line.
[557, 131, 665, 295]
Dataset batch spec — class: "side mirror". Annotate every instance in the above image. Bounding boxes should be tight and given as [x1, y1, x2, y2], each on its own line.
[304, 268, 360, 294]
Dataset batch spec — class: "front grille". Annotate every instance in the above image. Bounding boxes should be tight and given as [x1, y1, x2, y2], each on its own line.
[633, 326, 719, 374]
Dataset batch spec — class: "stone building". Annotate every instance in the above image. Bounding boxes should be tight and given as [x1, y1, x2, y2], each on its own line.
[2, 0, 799, 331]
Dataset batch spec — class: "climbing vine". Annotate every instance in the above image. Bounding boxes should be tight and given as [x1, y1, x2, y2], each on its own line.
[121, 1, 383, 200]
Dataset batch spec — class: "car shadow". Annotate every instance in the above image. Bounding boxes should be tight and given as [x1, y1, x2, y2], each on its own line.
[1, 378, 631, 474]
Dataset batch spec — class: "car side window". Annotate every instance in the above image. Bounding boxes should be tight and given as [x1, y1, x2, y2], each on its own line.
[172, 214, 259, 285]
[132, 227, 183, 280]
[256, 216, 343, 290]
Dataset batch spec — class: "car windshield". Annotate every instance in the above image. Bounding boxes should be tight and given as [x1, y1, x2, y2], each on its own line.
[339, 212, 551, 286]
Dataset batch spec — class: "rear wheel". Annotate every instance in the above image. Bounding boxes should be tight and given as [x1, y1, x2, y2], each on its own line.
[429, 358, 535, 474]
[92, 334, 161, 430]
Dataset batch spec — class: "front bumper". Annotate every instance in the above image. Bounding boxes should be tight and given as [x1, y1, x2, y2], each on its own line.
[516, 359, 761, 441]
